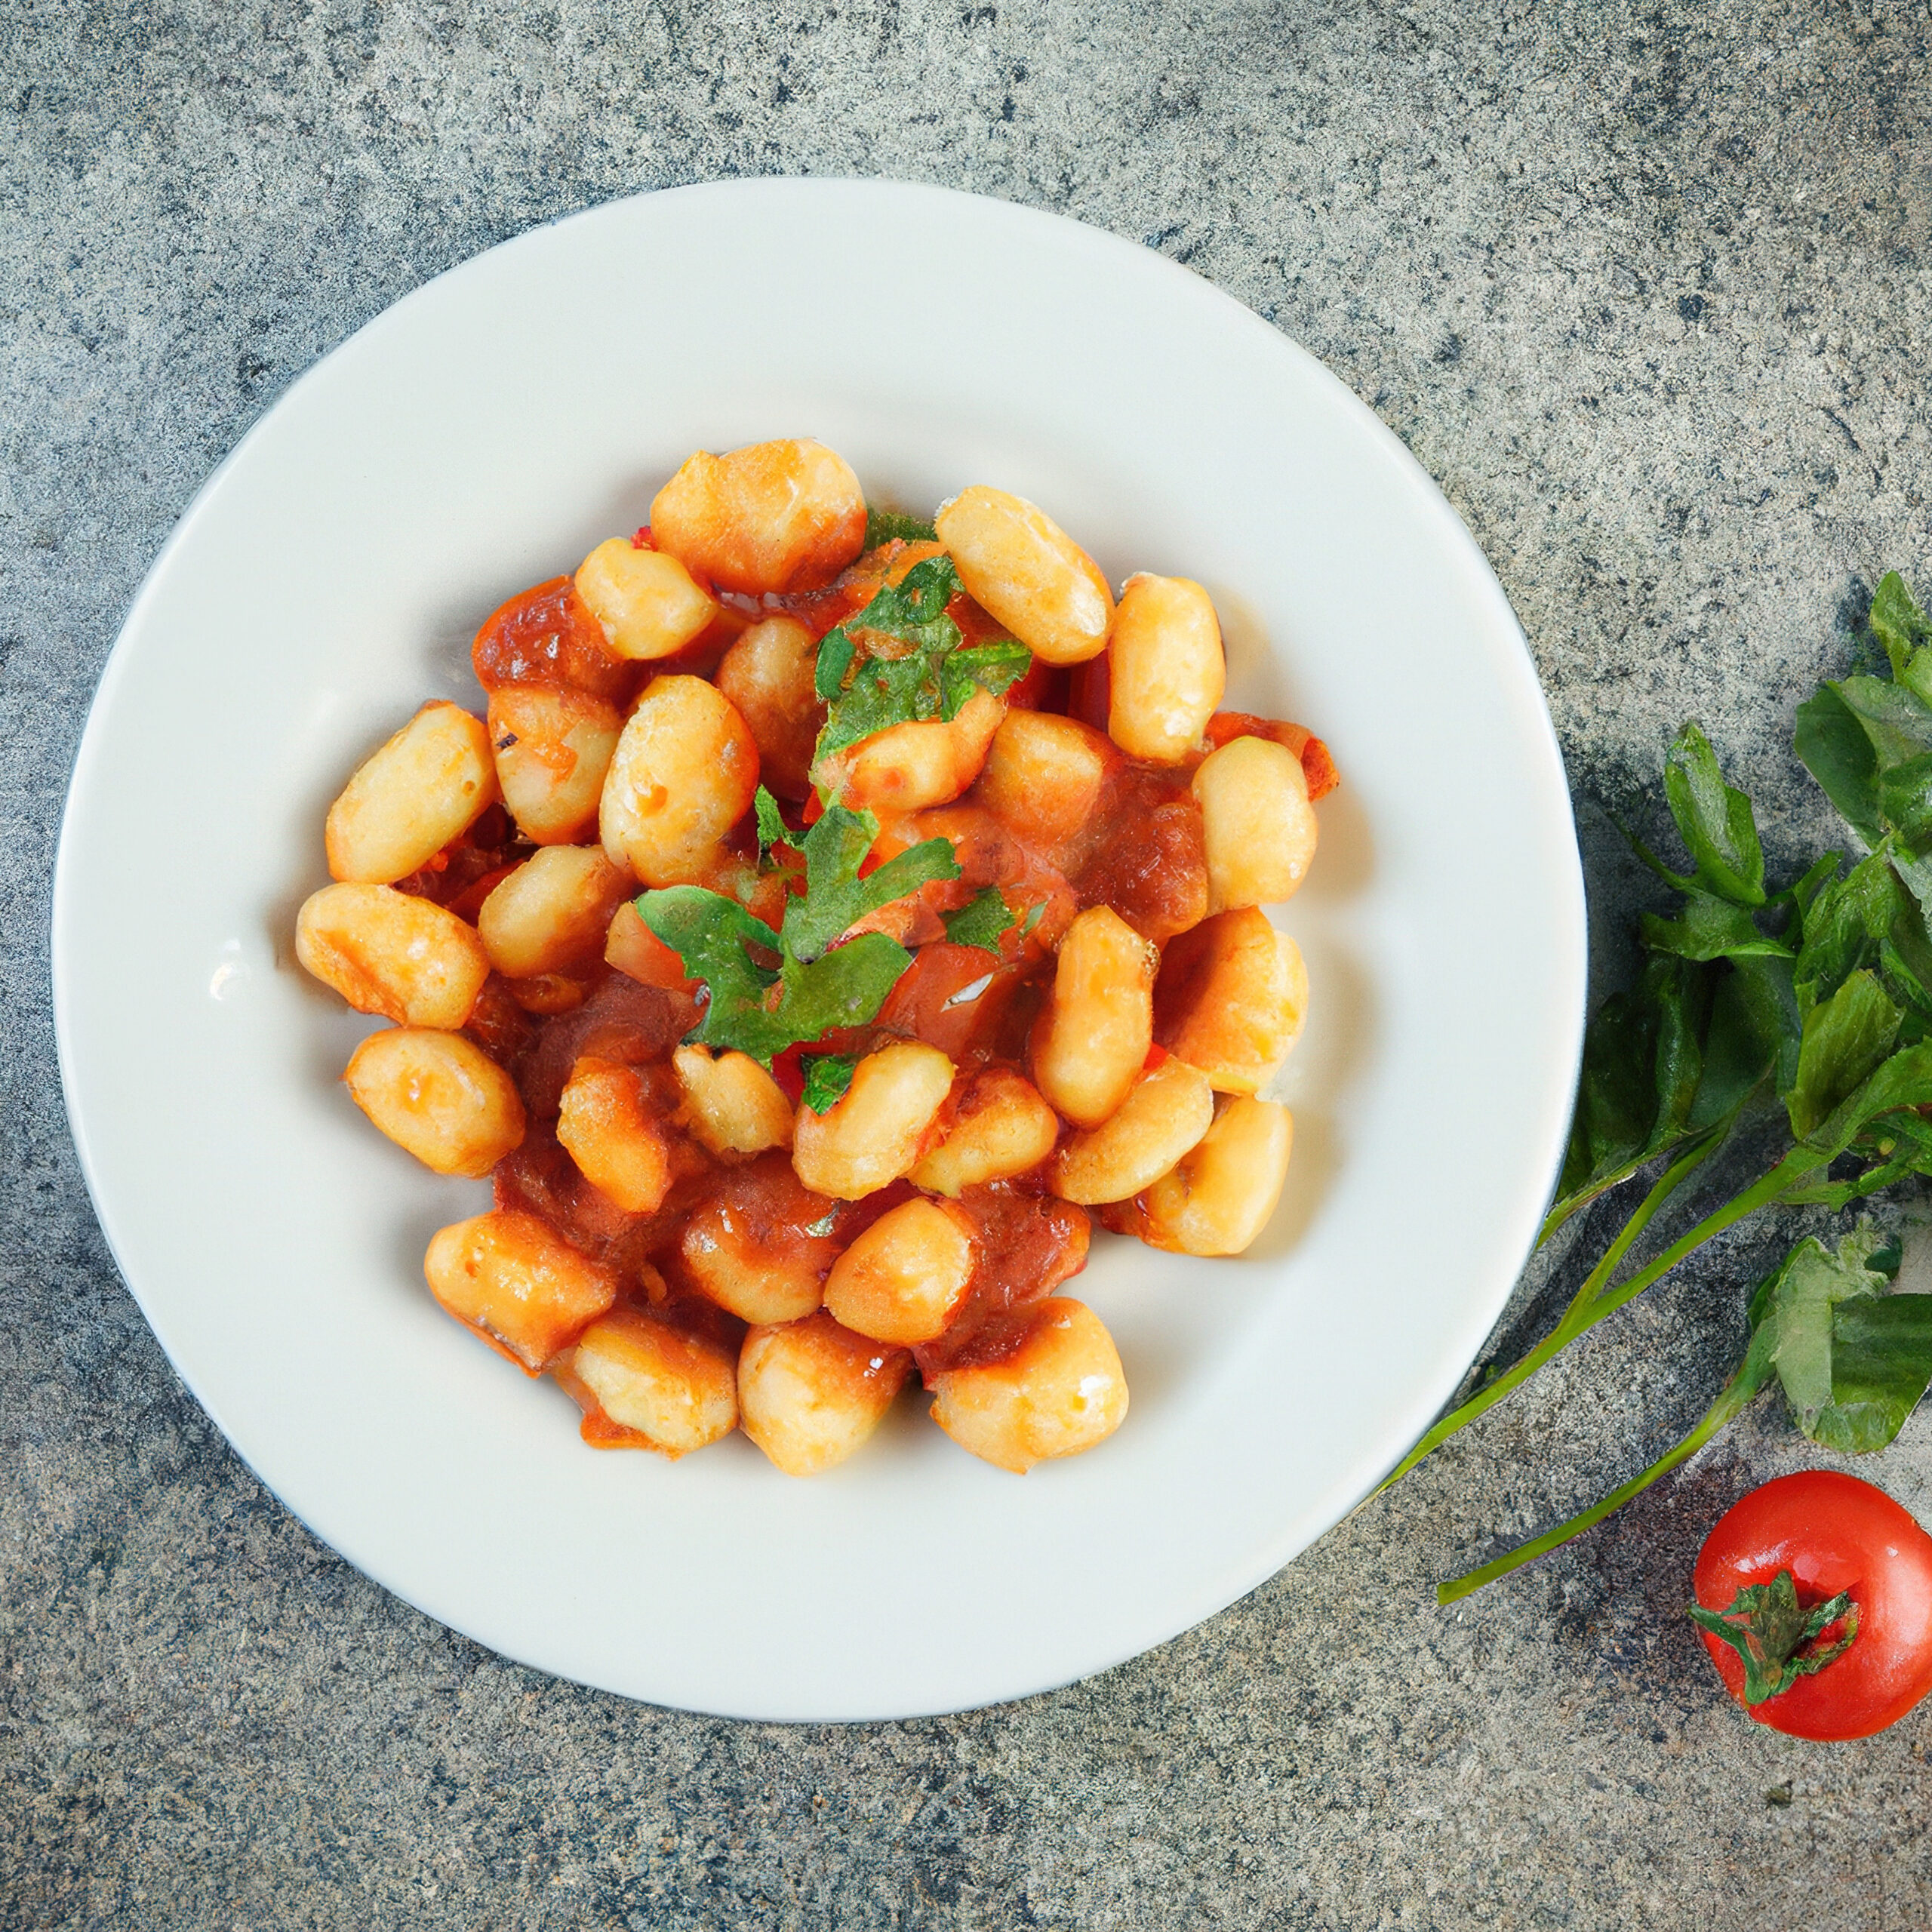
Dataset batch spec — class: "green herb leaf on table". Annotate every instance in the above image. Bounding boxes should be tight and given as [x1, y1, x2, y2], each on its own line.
[636, 801, 961, 1065]
[1661, 721, 1767, 906]
[941, 887, 1016, 955]
[1786, 969, 1902, 1139]
[1869, 572, 1932, 690]
[1795, 684, 1884, 846]
[1398, 574, 1932, 1601]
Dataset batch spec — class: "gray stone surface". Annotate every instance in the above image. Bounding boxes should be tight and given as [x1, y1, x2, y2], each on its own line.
[6, 0, 1932, 1924]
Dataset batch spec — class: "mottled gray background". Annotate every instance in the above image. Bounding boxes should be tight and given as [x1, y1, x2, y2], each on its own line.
[6, 2, 1932, 1926]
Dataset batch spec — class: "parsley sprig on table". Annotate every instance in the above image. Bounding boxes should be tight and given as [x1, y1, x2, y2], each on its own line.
[1390, 573, 1932, 1600]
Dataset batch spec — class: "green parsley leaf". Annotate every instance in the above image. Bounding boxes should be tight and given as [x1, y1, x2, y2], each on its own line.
[635, 801, 961, 1066]
[753, 785, 791, 863]
[781, 804, 961, 963]
[941, 887, 1014, 955]
[862, 506, 939, 549]
[812, 555, 1031, 778]
[800, 1052, 860, 1115]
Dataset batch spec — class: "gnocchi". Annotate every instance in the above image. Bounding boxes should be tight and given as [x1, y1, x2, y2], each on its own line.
[298, 435, 1334, 1478]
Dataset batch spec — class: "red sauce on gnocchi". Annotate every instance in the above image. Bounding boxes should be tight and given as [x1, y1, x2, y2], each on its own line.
[295, 438, 1331, 1478]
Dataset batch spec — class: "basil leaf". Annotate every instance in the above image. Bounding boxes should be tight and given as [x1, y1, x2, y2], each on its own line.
[942, 887, 1015, 954]
[1552, 955, 1709, 1213]
[1818, 1296, 1932, 1452]
[1777, 851, 1844, 947]
[1793, 851, 1906, 1014]
[1832, 675, 1932, 771]
[1795, 684, 1884, 848]
[1689, 957, 1793, 1129]
[1878, 751, 1932, 855]
[1748, 1223, 1932, 1456]
[1786, 969, 1901, 1139]
[863, 506, 938, 549]
[799, 1051, 860, 1115]
[1662, 722, 1766, 906]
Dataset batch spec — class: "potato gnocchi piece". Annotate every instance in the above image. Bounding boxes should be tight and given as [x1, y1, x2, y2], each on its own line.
[1154, 909, 1307, 1095]
[739, 1314, 912, 1476]
[930, 1297, 1128, 1473]
[673, 1044, 795, 1156]
[487, 685, 624, 846]
[934, 486, 1114, 665]
[909, 1069, 1060, 1197]
[1107, 573, 1226, 764]
[1028, 906, 1155, 1129]
[792, 1041, 955, 1201]
[556, 1055, 677, 1215]
[599, 674, 760, 885]
[478, 845, 630, 981]
[1049, 1057, 1215, 1206]
[1127, 1097, 1294, 1257]
[972, 709, 1118, 854]
[344, 1026, 525, 1177]
[326, 701, 497, 884]
[1192, 734, 1318, 911]
[574, 538, 718, 661]
[651, 438, 867, 594]
[296, 882, 491, 1029]
[823, 1196, 977, 1346]
[678, 1155, 844, 1325]
[558, 1306, 739, 1456]
[715, 616, 823, 800]
[423, 1209, 617, 1372]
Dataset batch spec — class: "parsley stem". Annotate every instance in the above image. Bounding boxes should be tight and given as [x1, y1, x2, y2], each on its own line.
[1436, 1325, 1778, 1603]
[1558, 1128, 1727, 1324]
[1378, 1149, 1804, 1494]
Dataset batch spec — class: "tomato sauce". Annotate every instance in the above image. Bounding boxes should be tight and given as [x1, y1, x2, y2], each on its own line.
[398, 537, 1334, 1386]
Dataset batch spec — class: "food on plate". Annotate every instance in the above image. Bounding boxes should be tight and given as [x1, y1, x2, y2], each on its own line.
[295, 436, 1336, 1476]
[1691, 1470, 1932, 1740]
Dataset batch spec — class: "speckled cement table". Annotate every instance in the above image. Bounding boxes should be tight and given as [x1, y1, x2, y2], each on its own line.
[6, 3, 1932, 1926]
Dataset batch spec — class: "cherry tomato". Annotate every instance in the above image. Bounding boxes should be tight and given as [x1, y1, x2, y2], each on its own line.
[1692, 1471, 1932, 1741]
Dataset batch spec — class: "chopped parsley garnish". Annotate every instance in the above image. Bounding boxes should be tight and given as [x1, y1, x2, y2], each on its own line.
[862, 506, 939, 549]
[941, 886, 1016, 955]
[799, 1051, 860, 1115]
[813, 555, 1031, 780]
[635, 801, 960, 1065]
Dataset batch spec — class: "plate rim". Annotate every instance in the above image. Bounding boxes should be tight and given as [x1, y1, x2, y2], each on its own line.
[52, 175, 1589, 1721]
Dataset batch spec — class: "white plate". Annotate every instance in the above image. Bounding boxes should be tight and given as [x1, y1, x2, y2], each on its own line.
[54, 180, 1585, 1721]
